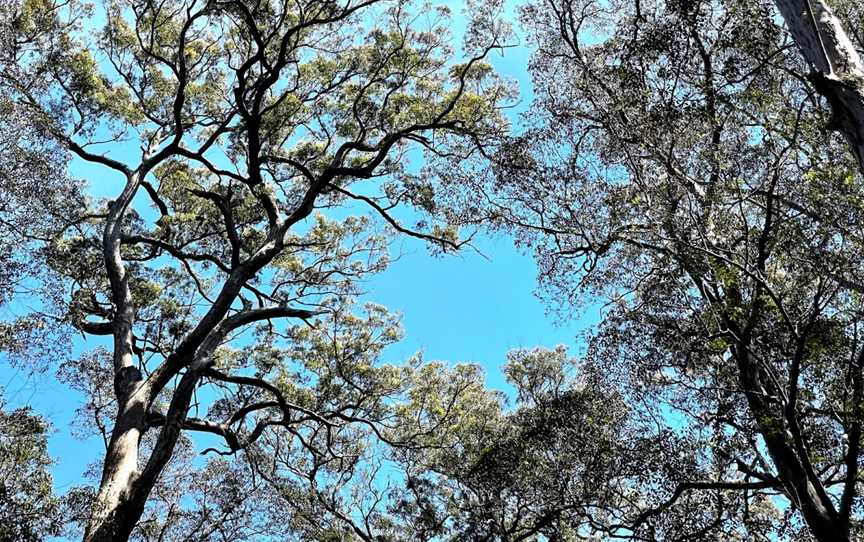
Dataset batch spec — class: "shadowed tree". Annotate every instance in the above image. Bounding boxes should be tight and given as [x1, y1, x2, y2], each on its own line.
[448, 0, 864, 540]
[1, 0, 512, 539]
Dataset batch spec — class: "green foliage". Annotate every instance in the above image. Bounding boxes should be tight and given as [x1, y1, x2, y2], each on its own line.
[0, 0, 516, 537]
[0, 394, 62, 541]
[449, 0, 864, 539]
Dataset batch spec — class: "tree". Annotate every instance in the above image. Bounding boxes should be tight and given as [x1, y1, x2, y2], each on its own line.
[0, 394, 63, 541]
[393, 346, 783, 541]
[1, 0, 512, 539]
[0, 95, 82, 370]
[460, 0, 864, 539]
[0, 21, 87, 357]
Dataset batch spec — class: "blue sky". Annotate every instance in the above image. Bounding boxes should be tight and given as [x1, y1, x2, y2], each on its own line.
[0, 0, 601, 515]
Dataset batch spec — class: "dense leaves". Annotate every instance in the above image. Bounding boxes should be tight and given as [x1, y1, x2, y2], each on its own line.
[451, 0, 864, 540]
[1, 0, 512, 539]
[0, 395, 62, 541]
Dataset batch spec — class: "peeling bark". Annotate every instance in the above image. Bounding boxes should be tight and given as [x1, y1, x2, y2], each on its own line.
[774, 0, 864, 175]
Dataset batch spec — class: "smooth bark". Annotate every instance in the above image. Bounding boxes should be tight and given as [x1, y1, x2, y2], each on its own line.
[84, 172, 146, 542]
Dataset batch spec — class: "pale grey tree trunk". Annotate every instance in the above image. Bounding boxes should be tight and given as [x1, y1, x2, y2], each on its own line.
[83, 384, 149, 542]
[83, 172, 148, 542]
[774, 0, 864, 175]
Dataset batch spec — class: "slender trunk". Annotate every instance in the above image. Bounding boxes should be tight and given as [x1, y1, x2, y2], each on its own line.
[774, 0, 864, 175]
[80, 170, 274, 539]
[84, 173, 147, 542]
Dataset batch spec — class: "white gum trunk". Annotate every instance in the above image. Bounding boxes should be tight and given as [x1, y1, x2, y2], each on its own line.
[774, 0, 864, 174]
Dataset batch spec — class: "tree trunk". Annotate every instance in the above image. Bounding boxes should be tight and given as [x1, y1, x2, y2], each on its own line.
[774, 0, 864, 175]
[736, 348, 849, 542]
[82, 371, 148, 542]
[772, 3, 864, 538]
[84, 173, 149, 542]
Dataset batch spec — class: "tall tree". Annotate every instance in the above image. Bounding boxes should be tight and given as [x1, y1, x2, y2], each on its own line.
[1, 0, 511, 539]
[461, 0, 864, 539]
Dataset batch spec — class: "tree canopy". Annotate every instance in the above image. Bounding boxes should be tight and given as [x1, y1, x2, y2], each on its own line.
[3, 0, 512, 539]
[4, 0, 864, 541]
